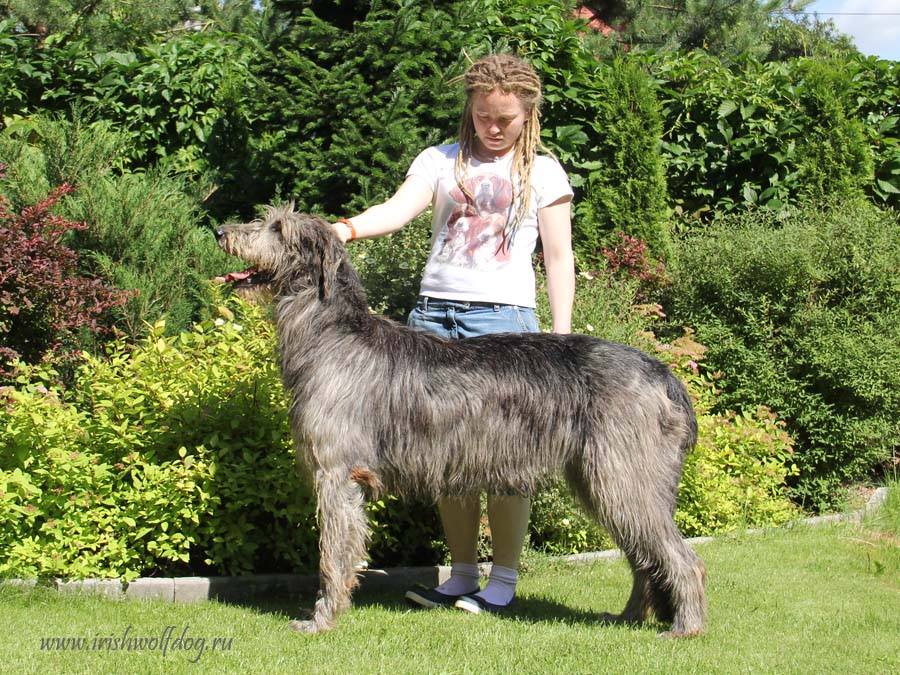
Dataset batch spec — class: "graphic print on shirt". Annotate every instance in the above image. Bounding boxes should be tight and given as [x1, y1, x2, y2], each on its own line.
[435, 173, 516, 270]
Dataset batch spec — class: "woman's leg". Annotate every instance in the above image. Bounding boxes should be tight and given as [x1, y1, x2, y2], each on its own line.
[475, 495, 531, 606]
[486, 494, 531, 570]
[430, 496, 481, 596]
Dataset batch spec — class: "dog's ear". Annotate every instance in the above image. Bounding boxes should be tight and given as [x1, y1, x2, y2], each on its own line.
[318, 233, 342, 301]
[269, 203, 296, 234]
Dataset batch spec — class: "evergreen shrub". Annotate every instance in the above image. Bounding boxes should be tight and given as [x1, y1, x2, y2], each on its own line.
[792, 59, 873, 201]
[665, 199, 900, 510]
[573, 60, 671, 264]
[0, 116, 233, 336]
[248, 0, 477, 216]
[0, 177, 128, 378]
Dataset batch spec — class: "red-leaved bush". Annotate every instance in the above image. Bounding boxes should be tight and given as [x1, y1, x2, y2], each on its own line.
[601, 231, 667, 300]
[0, 167, 129, 378]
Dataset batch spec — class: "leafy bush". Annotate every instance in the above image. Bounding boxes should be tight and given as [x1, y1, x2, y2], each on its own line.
[0, 177, 128, 378]
[838, 56, 900, 207]
[0, 24, 257, 171]
[664, 199, 900, 510]
[0, 299, 308, 579]
[2, 1, 196, 51]
[0, 295, 448, 579]
[651, 52, 890, 218]
[0, 18, 34, 117]
[74, 32, 259, 198]
[0, 115, 233, 335]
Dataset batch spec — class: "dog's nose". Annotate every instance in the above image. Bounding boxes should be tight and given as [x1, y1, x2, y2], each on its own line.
[214, 227, 226, 241]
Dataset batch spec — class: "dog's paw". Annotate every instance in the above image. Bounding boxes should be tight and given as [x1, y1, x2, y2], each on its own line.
[598, 611, 641, 626]
[658, 627, 703, 639]
[288, 619, 326, 634]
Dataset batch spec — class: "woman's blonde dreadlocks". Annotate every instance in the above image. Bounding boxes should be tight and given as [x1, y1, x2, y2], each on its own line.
[454, 53, 548, 235]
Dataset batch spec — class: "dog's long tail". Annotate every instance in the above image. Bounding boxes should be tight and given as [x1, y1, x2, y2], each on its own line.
[666, 373, 698, 454]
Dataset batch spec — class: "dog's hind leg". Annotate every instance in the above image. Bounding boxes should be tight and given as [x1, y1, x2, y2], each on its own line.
[612, 515, 706, 637]
[650, 535, 706, 638]
[565, 458, 706, 636]
[290, 468, 370, 634]
[615, 554, 654, 623]
[564, 466, 652, 625]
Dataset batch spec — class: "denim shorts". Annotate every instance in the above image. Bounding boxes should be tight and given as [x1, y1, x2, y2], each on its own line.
[407, 295, 540, 340]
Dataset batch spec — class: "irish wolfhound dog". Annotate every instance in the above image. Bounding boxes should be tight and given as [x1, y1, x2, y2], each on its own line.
[216, 206, 707, 637]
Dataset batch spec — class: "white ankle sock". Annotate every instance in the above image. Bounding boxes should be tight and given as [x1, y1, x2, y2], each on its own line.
[434, 562, 480, 596]
[476, 564, 517, 606]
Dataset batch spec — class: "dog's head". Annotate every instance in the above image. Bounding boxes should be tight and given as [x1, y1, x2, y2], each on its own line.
[216, 205, 347, 301]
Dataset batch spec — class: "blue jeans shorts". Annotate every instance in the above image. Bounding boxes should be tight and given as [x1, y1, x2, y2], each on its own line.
[407, 295, 540, 340]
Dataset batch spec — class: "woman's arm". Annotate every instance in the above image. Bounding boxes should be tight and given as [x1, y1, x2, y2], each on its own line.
[334, 176, 434, 243]
[538, 196, 575, 334]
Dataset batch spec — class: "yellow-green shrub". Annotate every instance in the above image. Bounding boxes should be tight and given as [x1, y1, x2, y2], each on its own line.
[0, 297, 312, 579]
[0, 294, 449, 579]
[658, 333, 799, 536]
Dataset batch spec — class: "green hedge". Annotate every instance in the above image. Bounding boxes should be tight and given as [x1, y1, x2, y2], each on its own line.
[650, 52, 896, 217]
[664, 198, 900, 510]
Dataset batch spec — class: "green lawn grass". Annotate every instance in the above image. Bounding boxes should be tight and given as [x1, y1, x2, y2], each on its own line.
[3, 508, 897, 674]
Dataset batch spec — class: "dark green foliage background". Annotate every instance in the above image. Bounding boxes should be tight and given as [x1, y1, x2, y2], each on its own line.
[664, 199, 900, 510]
[0, 116, 233, 336]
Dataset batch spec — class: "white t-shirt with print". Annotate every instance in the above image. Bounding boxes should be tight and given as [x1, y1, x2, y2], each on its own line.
[406, 143, 572, 308]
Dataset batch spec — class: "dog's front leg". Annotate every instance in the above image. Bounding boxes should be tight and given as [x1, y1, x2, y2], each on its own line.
[290, 467, 369, 634]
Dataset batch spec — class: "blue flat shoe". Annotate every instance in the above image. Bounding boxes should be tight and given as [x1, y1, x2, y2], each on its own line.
[405, 586, 469, 609]
[454, 594, 514, 615]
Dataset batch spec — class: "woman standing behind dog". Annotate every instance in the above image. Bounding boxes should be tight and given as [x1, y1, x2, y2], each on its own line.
[332, 53, 574, 614]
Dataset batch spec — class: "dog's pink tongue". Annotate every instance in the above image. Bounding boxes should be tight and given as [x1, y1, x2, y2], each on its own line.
[222, 268, 258, 282]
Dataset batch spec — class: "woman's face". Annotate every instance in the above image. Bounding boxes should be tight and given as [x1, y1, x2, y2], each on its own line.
[470, 88, 528, 159]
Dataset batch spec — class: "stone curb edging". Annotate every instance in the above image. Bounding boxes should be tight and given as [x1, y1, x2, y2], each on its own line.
[558, 486, 889, 565]
[0, 488, 889, 603]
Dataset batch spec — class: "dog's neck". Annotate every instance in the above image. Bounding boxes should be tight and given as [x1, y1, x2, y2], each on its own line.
[274, 248, 372, 337]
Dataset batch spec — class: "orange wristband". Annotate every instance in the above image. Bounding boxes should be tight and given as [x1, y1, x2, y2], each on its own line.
[338, 218, 357, 241]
